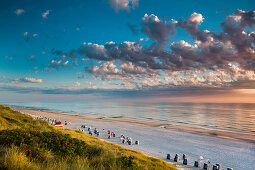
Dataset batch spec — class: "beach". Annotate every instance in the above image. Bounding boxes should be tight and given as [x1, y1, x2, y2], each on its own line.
[11, 105, 255, 170]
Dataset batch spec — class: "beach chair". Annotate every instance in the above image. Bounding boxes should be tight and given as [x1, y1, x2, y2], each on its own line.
[213, 164, 220, 170]
[194, 161, 199, 167]
[216, 164, 220, 169]
[183, 158, 187, 165]
[55, 122, 63, 126]
[182, 154, 186, 160]
[174, 154, 178, 162]
[55, 121, 61, 125]
[203, 163, 208, 169]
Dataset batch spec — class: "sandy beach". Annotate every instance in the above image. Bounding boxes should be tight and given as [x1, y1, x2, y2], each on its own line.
[12, 106, 255, 170]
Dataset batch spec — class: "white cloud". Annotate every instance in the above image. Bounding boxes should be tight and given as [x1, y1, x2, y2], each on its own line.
[107, 0, 139, 12]
[11, 78, 43, 84]
[189, 12, 204, 24]
[14, 9, 25, 16]
[74, 82, 81, 87]
[23, 32, 38, 41]
[141, 13, 177, 44]
[63, 61, 69, 67]
[171, 40, 197, 49]
[30, 55, 36, 60]
[42, 10, 50, 19]
[84, 81, 97, 89]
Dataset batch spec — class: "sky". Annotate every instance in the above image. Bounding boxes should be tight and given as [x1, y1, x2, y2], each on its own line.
[0, 0, 255, 103]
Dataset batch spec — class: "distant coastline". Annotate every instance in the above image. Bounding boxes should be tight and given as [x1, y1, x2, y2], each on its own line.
[11, 105, 255, 144]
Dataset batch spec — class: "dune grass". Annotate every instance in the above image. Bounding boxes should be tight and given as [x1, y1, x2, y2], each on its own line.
[0, 105, 177, 170]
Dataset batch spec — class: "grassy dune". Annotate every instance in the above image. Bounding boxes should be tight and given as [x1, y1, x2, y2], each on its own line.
[0, 105, 177, 170]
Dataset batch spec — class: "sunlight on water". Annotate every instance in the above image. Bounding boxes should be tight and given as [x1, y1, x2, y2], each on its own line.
[3, 101, 255, 134]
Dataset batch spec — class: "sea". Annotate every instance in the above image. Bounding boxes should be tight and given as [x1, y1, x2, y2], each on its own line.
[2, 101, 255, 135]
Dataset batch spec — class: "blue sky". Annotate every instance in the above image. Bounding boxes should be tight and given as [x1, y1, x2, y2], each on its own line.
[0, 0, 255, 102]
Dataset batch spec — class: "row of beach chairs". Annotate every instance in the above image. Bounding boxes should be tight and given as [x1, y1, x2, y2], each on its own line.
[79, 124, 140, 145]
[166, 153, 233, 170]
[37, 116, 232, 170]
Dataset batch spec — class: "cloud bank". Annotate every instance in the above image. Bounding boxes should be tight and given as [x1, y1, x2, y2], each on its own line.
[49, 10, 255, 91]
[11, 78, 43, 84]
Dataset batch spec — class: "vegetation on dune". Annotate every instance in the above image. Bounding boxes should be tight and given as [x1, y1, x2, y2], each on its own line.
[0, 105, 177, 170]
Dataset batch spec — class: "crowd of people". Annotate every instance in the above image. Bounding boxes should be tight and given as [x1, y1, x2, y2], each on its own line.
[79, 124, 139, 146]
[36, 116, 71, 126]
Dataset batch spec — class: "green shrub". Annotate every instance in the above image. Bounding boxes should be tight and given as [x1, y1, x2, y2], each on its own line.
[0, 145, 38, 170]
[0, 129, 94, 158]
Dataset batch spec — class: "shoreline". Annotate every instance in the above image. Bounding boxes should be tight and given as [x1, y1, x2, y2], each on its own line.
[0, 104, 178, 170]
[11, 105, 255, 144]
[8, 105, 255, 170]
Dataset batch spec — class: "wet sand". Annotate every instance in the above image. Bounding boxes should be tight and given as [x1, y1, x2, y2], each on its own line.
[12, 106, 255, 170]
